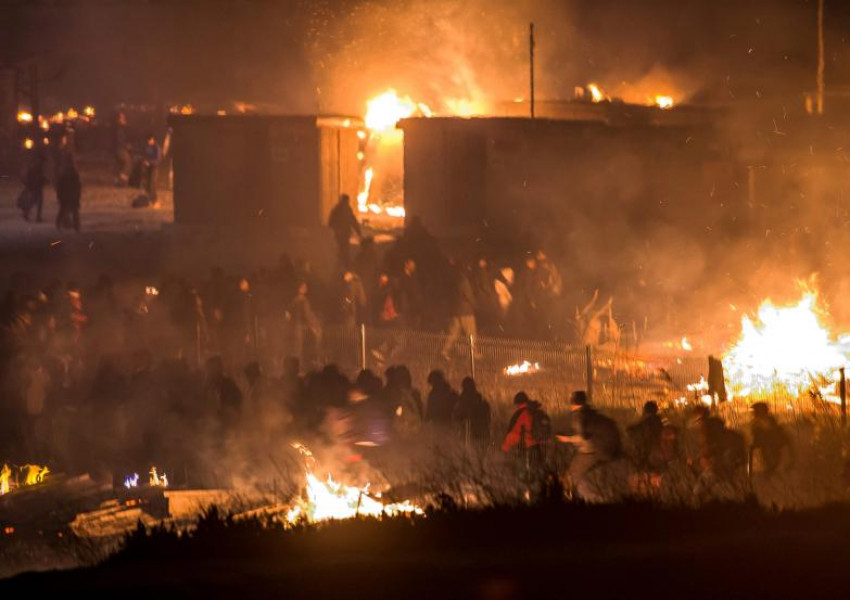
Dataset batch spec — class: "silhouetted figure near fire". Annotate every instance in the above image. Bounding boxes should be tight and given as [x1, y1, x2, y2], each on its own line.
[384, 365, 423, 436]
[204, 355, 243, 430]
[749, 402, 790, 479]
[340, 270, 367, 329]
[627, 401, 664, 472]
[287, 282, 322, 367]
[690, 405, 746, 500]
[19, 149, 46, 222]
[372, 273, 401, 364]
[441, 264, 477, 361]
[453, 376, 491, 448]
[328, 194, 361, 268]
[557, 391, 623, 501]
[397, 259, 424, 329]
[503, 392, 552, 471]
[425, 369, 458, 428]
[55, 151, 81, 232]
[471, 257, 498, 334]
[142, 133, 162, 205]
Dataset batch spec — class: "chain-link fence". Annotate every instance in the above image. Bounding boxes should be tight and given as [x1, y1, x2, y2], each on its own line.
[226, 319, 850, 420]
[317, 324, 718, 414]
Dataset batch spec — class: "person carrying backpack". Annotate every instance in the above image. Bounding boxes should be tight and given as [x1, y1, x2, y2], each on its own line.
[557, 390, 623, 500]
[502, 392, 552, 469]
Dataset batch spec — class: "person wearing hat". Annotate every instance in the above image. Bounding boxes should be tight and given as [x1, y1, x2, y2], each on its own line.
[557, 390, 623, 500]
[749, 402, 790, 479]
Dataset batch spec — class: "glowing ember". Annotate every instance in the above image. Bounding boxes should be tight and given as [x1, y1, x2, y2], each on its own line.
[364, 90, 429, 134]
[285, 443, 422, 524]
[17, 111, 33, 123]
[655, 95, 674, 109]
[504, 360, 542, 376]
[124, 473, 140, 489]
[724, 290, 848, 401]
[0, 464, 10, 495]
[149, 467, 168, 487]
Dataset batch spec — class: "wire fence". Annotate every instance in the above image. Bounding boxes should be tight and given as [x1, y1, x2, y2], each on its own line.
[317, 324, 715, 414]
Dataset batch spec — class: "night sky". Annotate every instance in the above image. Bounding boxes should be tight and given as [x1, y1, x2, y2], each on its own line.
[2, 0, 850, 115]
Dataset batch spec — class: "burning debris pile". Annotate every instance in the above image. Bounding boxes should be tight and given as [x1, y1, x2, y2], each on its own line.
[0, 464, 50, 496]
[504, 360, 543, 377]
[284, 443, 423, 524]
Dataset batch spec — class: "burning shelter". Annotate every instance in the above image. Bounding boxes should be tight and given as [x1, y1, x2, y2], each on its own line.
[398, 104, 740, 246]
[168, 114, 362, 233]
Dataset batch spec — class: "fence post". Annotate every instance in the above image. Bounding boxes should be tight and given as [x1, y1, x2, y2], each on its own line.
[841, 367, 846, 427]
[360, 323, 367, 371]
[469, 334, 476, 379]
[585, 345, 593, 403]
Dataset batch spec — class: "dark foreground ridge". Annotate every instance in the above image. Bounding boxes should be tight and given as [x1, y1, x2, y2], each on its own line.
[3, 500, 849, 598]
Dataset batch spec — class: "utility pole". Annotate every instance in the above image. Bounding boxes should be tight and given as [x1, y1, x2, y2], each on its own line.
[529, 22, 535, 119]
[817, 0, 825, 115]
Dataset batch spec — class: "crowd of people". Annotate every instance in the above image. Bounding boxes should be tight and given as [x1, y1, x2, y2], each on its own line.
[16, 110, 167, 230]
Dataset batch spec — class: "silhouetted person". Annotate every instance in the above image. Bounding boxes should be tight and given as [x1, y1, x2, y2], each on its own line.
[143, 133, 162, 204]
[372, 273, 401, 363]
[627, 401, 664, 472]
[471, 257, 498, 333]
[397, 259, 423, 328]
[453, 377, 491, 447]
[19, 150, 46, 222]
[354, 236, 379, 302]
[441, 266, 477, 361]
[341, 270, 367, 329]
[502, 392, 552, 470]
[204, 355, 242, 428]
[55, 151, 81, 232]
[558, 391, 622, 500]
[384, 365, 423, 436]
[287, 282, 322, 366]
[425, 370, 458, 427]
[750, 402, 790, 478]
[690, 405, 746, 499]
[328, 194, 361, 267]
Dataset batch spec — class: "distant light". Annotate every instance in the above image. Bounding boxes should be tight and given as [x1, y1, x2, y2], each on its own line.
[17, 111, 33, 123]
[23, 138, 34, 150]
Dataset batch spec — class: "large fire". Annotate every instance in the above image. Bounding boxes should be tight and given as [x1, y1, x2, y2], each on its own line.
[723, 290, 848, 402]
[284, 443, 422, 524]
[0, 463, 49, 496]
[364, 89, 431, 134]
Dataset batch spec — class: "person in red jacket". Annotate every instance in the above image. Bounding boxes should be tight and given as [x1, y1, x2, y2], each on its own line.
[502, 392, 551, 468]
